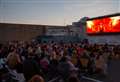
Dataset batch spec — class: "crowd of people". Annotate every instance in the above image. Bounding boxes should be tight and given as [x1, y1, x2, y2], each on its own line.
[0, 40, 120, 82]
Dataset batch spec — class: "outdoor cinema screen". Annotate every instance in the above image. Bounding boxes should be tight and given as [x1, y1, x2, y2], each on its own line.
[86, 15, 120, 35]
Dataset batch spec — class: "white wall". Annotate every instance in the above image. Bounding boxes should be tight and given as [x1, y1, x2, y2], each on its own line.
[87, 35, 120, 45]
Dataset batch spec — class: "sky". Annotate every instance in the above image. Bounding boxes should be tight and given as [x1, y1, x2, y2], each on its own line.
[0, 0, 119, 25]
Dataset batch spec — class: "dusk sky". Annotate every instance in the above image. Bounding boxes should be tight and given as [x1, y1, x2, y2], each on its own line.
[0, 0, 119, 25]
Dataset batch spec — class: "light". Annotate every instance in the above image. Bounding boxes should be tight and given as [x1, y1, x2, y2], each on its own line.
[111, 16, 120, 26]
[87, 21, 94, 29]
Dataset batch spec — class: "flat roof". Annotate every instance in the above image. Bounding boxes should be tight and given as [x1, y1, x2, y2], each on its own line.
[0, 22, 66, 27]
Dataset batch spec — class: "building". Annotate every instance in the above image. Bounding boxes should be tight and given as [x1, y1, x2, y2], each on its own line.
[45, 25, 69, 36]
[0, 23, 71, 43]
[0, 22, 82, 43]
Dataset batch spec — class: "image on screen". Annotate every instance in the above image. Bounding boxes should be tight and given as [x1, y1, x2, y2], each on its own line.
[86, 16, 120, 35]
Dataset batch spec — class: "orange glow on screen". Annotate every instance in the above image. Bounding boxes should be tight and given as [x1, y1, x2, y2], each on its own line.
[87, 16, 120, 33]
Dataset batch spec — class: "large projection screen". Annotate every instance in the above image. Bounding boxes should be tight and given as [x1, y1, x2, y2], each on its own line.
[86, 14, 120, 35]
